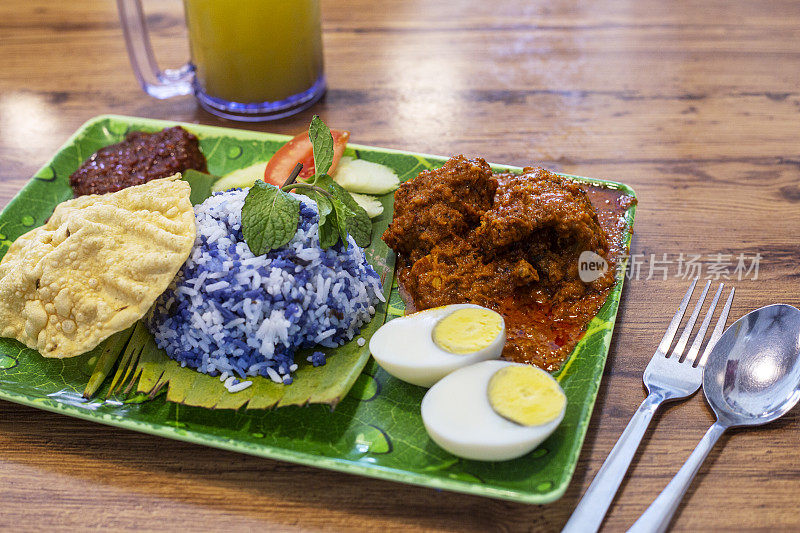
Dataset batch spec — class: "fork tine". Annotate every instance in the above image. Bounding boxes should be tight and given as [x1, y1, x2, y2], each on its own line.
[683, 283, 724, 364]
[671, 280, 711, 360]
[697, 287, 735, 367]
[656, 278, 698, 356]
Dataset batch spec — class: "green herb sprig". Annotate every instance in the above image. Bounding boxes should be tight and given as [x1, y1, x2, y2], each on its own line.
[242, 116, 371, 255]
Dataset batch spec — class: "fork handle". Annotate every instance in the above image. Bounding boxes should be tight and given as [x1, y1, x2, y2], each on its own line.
[628, 421, 727, 533]
[562, 392, 665, 533]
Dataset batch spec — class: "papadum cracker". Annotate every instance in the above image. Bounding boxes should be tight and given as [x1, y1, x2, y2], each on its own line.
[0, 175, 195, 358]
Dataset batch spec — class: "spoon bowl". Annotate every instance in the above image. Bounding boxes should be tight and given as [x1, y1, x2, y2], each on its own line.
[704, 304, 800, 427]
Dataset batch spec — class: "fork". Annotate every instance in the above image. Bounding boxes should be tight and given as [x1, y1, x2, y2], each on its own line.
[562, 279, 734, 533]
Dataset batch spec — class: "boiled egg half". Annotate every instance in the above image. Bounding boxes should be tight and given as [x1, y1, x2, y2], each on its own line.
[369, 304, 506, 387]
[421, 360, 567, 461]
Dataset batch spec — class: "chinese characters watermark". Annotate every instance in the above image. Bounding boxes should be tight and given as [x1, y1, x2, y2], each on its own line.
[622, 252, 761, 281]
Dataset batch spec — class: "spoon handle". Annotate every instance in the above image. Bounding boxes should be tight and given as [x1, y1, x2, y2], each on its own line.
[562, 392, 665, 533]
[628, 421, 727, 533]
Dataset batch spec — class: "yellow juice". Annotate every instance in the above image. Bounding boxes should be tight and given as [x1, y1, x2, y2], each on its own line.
[183, 0, 323, 104]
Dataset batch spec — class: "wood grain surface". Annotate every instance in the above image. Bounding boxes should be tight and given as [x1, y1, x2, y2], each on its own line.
[2, 0, 800, 531]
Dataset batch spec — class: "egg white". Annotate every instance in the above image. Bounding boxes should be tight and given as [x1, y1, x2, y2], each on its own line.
[368, 304, 506, 387]
[421, 360, 565, 461]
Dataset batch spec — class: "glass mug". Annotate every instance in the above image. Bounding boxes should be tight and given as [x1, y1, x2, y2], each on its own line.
[117, 0, 325, 121]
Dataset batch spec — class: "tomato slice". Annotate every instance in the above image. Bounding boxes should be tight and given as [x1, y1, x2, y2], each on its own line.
[263, 129, 350, 186]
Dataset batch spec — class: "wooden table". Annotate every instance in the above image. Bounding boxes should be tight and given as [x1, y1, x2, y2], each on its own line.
[1, 0, 799, 530]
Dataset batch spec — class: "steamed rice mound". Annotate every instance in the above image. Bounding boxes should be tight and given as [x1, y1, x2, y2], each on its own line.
[147, 188, 384, 384]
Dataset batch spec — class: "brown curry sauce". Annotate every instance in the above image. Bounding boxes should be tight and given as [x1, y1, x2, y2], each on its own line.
[383, 156, 635, 371]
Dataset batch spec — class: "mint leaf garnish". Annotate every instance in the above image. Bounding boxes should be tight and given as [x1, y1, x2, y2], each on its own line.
[330, 180, 371, 247]
[244, 115, 371, 252]
[242, 181, 300, 255]
[308, 115, 334, 180]
[329, 194, 351, 251]
[294, 187, 338, 249]
[311, 175, 371, 248]
[318, 210, 340, 249]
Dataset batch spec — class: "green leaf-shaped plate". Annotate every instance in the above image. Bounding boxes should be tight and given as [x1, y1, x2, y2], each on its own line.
[0, 115, 636, 504]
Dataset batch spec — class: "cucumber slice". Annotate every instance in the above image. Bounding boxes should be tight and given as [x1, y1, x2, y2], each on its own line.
[333, 157, 400, 195]
[349, 192, 384, 218]
[211, 161, 269, 193]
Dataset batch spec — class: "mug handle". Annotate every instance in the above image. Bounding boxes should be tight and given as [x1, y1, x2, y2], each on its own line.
[116, 0, 194, 99]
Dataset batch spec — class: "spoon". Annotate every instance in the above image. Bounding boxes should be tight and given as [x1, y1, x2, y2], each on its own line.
[629, 304, 800, 533]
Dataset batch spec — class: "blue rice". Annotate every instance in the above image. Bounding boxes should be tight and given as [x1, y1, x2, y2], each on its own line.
[147, 188, 384, 385]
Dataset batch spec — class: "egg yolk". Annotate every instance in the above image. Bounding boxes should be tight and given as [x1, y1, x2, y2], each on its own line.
[432, 308, 503, 354]
[487, 365, 566, 426]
